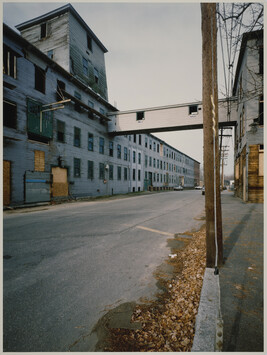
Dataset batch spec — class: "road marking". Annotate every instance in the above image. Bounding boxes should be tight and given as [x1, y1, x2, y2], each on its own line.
[136, 225, 174, 236]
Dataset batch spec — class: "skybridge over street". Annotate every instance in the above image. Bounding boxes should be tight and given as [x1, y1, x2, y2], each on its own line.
[107, 97, 237, 136]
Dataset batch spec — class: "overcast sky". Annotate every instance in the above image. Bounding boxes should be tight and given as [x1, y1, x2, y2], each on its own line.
[3, 1, 235, 175]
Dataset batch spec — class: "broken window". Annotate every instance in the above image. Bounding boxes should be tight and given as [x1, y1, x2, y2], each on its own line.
[117, 144, 121, 159]
[74, 91, 82, 112]
[35, 65, 46, 94]
[3, 100, 17, 129]
[27, 98, 53, 142]
[3, 44, 17, 79]
[57, 80, 65, 100]
[57, 120, 65, 142]
[109, 141, 114, 156]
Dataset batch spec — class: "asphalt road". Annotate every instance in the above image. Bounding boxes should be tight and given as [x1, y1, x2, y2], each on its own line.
[3, 190, 205, 351]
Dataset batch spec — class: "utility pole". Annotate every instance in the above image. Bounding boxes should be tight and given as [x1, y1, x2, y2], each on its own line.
[201, 3, 223, 268]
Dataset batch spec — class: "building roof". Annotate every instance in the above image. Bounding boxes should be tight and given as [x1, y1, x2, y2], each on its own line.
[4, 23, 116, 112]
[15, 3, 108, 53]
[233, 29, 263, 95]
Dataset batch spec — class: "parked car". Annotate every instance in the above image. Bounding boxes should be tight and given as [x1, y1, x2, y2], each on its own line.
[174, 185, 183, 191]
[202, 186, 205, 195]
[195, 185, 202, 190]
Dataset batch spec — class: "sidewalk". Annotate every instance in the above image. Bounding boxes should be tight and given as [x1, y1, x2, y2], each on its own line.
[193, 191, 263, 352]
[220, 191, 263, 351]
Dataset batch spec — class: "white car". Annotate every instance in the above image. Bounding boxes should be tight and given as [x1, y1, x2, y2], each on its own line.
[174, 185, 183, 191]
[194, 186, 202, 190]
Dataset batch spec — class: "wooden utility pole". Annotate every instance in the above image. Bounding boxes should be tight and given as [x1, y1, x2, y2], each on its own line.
[201, 3, 223, 268]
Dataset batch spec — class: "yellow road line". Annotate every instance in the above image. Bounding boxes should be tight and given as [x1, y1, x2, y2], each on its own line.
[136, 225, 174, 236]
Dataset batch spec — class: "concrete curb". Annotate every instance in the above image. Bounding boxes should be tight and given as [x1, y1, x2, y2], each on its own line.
[191, 267, 221, 352]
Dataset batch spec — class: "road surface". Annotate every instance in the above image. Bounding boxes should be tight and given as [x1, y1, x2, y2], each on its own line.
[3, 190, 205, 351]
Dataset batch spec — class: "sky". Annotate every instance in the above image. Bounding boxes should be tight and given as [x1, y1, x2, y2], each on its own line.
[3, 1, 235, 176]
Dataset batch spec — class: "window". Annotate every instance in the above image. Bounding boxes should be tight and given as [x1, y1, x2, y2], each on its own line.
[83, 57, 88, 75]
[57, 120, 65, 142]
[133, 151, 136, 163]
[47, 50, 54, 59]
[136, 111, 145, 121]
[149, 157, 152, 167]
[94, 68, 99, 84]
[109, 141, 114, 156]
[153, 158, 156, 168]
[189, 105, 198, 115]
[100, 108, 105, 115]
[259, 46, 263, 74]
[88, 133, 94, 151]
[117, 166, 122, 180]
[157, 144, 159, 153]
[27, 98, 53, 142]
[124, 147, 128, 161]
[109, 165, 114, 180]
[3, 45, 17, 79]
[133, 134, 136, 143]
[99, 137, 105, 154]
[88, 160, 94, 179]
[157, 159, 159, 169]
[124, 167, 128, 180]
[149, 139, 152, 150]
[35, 65, 46, 93]
[74, 158, 81, 177]
[145, 155, 148, 167]
[87, 34, 93, 51]
[259, 95, 264, 125]
[74, 127, 81, 147]
[117, 144, 121, 159]
[139, 135, 142, 145]
[3, 100, 17, 128]
[40, 23, 46, 39]
[34, 150, 45, 171]
[133, 168, 136, 181]
[153, 142, 156, 151]
[138, 169, 141, 181]
[99, 163, 105, 179]
[145, 136, 148, 148]
[259, 146, 264, 176]
[57, 80, 65, 100]
[88, 100, 94, 119]
[138, 152, 141, 164]
[74, 91, 82, 112]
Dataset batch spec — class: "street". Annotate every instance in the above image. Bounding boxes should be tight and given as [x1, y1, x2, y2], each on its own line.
[3, 190, 205, 351]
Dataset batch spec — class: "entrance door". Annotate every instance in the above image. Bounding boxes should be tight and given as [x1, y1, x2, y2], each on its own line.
[3, 160, 11, 206]
[52, 167, 68, 197]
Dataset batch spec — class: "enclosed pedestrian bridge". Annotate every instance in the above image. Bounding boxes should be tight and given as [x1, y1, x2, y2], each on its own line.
[107, 97, 237, 136]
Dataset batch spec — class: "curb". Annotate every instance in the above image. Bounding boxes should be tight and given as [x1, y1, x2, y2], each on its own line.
[191, 267, 222, 352]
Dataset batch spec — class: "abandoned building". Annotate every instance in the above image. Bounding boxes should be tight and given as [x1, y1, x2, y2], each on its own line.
[3, 3, 200, 206]
[233, 30, 263, 203]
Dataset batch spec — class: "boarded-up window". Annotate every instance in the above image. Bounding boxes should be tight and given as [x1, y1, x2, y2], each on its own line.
[35, 150, 45, 171]
[259, 147, 264, 176]
[3, 44, 17, 78]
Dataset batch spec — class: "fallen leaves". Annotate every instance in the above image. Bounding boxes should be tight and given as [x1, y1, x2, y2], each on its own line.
[105, 226, 206, 352]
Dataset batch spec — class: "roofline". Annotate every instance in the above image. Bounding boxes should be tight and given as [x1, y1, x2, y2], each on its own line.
[3, 23, 117, 112]
[233, 29, 263, 95]
[15, 3, 108, 53]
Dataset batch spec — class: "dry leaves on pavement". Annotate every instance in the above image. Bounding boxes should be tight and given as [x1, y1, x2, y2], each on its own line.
[105, 227, 206, 352]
